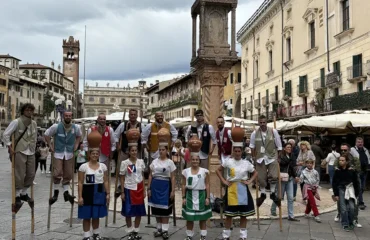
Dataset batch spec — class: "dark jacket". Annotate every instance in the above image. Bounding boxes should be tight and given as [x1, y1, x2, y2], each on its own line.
[280, 153, 297, 178]
[311, 144, 325, 167]
[332, 166, 360, 197]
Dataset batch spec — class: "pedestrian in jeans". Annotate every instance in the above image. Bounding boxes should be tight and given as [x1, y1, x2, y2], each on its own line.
[76, 143, 86, 173]
[326, 144, 340, 191]
[332, 154, 360, 231]
[296, 159, 321, 223]
[350, 137, 370, 210]
[271, 142, 299, 221]
[38, 142, 49, 173]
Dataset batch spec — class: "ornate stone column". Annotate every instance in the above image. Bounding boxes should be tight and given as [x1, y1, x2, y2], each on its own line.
[231, 5, 236, 54]
[199, 2, 205, 54]
[192, 14, 197, 59]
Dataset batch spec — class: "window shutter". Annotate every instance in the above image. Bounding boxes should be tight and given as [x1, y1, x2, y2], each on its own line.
[288, 80, 292, 96]
[299, 76, 305, 93]
[320, 68, 325, 87]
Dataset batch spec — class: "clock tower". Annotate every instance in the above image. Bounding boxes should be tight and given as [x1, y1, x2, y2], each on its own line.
[62, 36, 80, 93]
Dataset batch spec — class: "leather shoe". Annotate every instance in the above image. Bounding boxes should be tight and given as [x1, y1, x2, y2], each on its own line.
[256, 193, 266, 207]
[49, 190, 59, 205]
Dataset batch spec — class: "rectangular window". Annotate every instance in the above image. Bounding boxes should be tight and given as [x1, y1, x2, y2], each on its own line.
[320, 68, 325, 88]
[237, 73, 241, 83]
[286, 37, 291, 61]
[230, 73, 234, 84]
[275, 85, 279, 101]
[358, 82, 363, 92]
[299, 75, 308, 94]
[32, 91, 34, 99]
[151, 96, 154, 104]
[230, 99, 233, 104]
[352, 54, 362, 78]
[342, 0, 350, 31]
[269, 50, 273, 71]
[266, 89, 269, 103]
[334, 88, 339, 96]
[27, 90, 30, 98]
[333, 61, 341, 74]
[284, 81, 292, 97]
[256, 60, 259, 78]
[38, 93, 42, 101]
[20, 89, 23, 97]
[99, 98, 105, 104]
[89, 97, 94, 102]
[309, 21, 315, 49]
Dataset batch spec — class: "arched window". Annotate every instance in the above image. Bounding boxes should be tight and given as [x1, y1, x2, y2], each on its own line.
[23, 70, 29, 77]
[40, 70, 46, 79]
[32, 70, 38, 79]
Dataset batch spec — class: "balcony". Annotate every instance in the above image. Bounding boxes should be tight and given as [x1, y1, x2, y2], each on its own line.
[331, 90, 370, 111]
[297, 83, 308, 97]
[347, 63, 368, 83]
[269, 92, 278, 104]
[262, 96, 269, 106]
[282, 89, 292, 101]
[276, 103, 317, 119]
[247, 101, 252, 110]
[313, 77, 326, 91]
[326, 72, 342, 88]
[254, 99, 261, 109]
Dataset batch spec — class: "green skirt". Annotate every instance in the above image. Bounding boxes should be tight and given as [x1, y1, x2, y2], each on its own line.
[182, 189, 212, 221]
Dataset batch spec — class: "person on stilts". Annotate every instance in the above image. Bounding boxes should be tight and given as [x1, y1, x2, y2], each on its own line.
[216, 126, 258, 240]
[3, 103, 37, 212]
[250, 115, 282, 207]
[45, 111, 82, 205]
[182, 135, 212, 240]
[78, 128, 109, 240]
[215, 116, 232, 165]
[147, 128, 176, 240]
[120, 128, 146, 240]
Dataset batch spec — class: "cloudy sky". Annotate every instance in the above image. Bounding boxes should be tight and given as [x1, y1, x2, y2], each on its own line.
[0, 0, 264, 92]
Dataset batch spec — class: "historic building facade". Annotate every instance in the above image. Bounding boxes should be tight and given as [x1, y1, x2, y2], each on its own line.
[0, 64, 9, 126]
[83, 81, 148, 117]
[223, 59, 241, 117]
[155, 74, 200, 121]
[237, 0, 370, 121]
[144, 80, 160, 119]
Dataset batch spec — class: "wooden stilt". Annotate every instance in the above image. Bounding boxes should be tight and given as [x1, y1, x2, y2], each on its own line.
[256, 178, 260, 230]
[105, 159, 111, 227]
[273, 115, 283, 232]
[47, 155, 54, 229]
[11, 104, 16, 239]
[113, 109, 126, 224]
[69, 158, 75, 227]
[30, 184, 35, 234]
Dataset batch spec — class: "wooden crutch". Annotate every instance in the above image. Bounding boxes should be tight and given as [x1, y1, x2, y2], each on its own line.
[113, 109, 126, 224]
[30, 184, 35, 234]
[10, 104, 17, 240]
[69, 158, 75, 227]
[47, 155, 55, 229]
[273, 115, 283, 232]
[255, 176, 260, 230]
[169, 148, 177, 227]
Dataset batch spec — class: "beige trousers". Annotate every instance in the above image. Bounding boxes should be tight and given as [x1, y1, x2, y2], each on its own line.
[53, 158, 74, 185]
[256, 160, 279, 188]
[200, 158, 209, 169]
[14, 152, 35, 189]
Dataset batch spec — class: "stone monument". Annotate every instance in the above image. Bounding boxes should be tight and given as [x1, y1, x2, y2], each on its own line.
[190, 0, 238, 196]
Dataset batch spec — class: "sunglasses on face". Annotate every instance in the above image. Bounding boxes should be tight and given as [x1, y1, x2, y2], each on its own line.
[341, 149, 348, 152]
[196, 115, 203, 117]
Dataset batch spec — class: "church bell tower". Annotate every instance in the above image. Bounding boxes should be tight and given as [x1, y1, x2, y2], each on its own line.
[62, 36, 80, 93]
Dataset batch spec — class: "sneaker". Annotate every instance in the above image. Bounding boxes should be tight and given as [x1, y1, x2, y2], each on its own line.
[154, 230, 163, 238]
[304, 214, 311, 218]
[184, 237, 192, 240]
[83, 238, 91, 240]
[359, 204, 366, 210]
[314, 216, 321, 223]
[343, 226, 350, 232]
[162, 231, 169, 240]
[288, 217, 300, 222]
[49, 190, 59, 205]
[329, 188, 333, 192]
[353, 220, 362, 228]
[33, 181, 37, 185]
[64, 191, 75, 204]
[334, 213, 340, 222]
[200, 236, 206, 240]
[92, 234, 102, 240]
[46, 171, 51, 174]
[132, 232, 142, 239]
[271, 212, 277, 217]
[14, 196, 23, 213]
[349, 225, 355, 230]
[256, 193, 266, 207]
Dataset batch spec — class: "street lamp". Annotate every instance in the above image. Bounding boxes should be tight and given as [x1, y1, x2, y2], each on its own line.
[66, 100, 72, 111]
[55, 96, 65, 122]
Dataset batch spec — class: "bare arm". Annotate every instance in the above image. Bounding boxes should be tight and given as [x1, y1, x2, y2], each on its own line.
[205, 172, 210, 199]
[170, 171, 176, 199]
[78, 171, 84, 205]
[181, 175, 186, 200]
[120, 175, 125, 199]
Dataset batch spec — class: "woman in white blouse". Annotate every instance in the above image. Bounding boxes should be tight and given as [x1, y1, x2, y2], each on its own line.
[326, 144, 340, 191]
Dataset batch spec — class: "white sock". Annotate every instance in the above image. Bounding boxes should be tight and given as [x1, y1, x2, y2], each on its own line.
[53, 183, 59, 190]
[126, 226, 133, 233]
[222, 229, 231, 238]
[240, 229, 247, 238]
[260, 188, 266, 194]
[157, 223, 162, 231]
[270, 183, 277, 193]
[92, 228, 100, 234]
[20, 188, 28, 195]
[162, 223, 169, 231]
[186, 230, 194, 237]
[200, 230, 207, 236]
[16, 189, 21, 197]
[63, 184, 69, 192]
[83, 231, 90, 238]
[133, 228, 139, 233]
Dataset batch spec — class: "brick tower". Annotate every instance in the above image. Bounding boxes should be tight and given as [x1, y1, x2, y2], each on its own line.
[62, 36, 80, 93]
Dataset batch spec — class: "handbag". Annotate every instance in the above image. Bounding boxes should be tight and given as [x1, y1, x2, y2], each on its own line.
[280, 172, 289, 182]
[321, 154, 329, 168]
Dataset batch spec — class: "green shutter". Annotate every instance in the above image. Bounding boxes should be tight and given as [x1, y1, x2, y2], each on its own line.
[266, 89, 269, 102]
[353, 55, 362, 78]
[284, 81, 288, 96]
[320, 68, 325, 87]
[333, 61, 341, 74]
[288, 80, 292, 96]
[299, 76, 304, 94]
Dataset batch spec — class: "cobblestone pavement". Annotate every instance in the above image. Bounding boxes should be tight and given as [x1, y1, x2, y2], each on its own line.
[1, 147, 370, 240]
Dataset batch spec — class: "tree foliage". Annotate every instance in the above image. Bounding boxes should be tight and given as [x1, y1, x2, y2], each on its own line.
[43, 93, 55, 118]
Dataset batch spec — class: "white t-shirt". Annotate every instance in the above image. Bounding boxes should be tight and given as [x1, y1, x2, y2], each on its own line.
[222, 157, 255, 182]
[120, 159, 146, 190]
[182, 167, 209, 190]
[326, 151, 340, 165]
[79, 162, 107, 184]
[150, 158, 176, 178]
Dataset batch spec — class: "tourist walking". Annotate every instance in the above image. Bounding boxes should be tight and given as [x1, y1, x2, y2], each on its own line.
[326, 144, 340, 191]
[38, 142, 49, 174]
